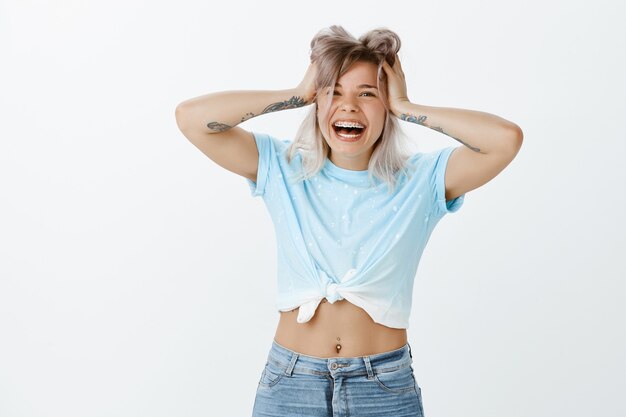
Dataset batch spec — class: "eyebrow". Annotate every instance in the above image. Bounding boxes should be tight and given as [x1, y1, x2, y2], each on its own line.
[335, 83, 378, 89]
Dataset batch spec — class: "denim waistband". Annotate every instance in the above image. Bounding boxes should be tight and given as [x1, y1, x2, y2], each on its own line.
[267, 339, 414, 377]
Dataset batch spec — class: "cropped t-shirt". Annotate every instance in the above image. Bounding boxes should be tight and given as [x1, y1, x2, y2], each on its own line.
[245, 131, 465, 329]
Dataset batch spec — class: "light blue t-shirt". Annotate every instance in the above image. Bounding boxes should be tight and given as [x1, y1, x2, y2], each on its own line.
[246, 131, 464, 329]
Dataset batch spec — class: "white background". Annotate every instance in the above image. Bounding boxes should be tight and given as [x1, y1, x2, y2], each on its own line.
[1, 0, 625, 416]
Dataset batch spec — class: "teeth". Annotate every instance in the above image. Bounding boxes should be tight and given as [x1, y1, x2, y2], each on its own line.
[336, 131, 363, 139]
[333, 121, 365, 128]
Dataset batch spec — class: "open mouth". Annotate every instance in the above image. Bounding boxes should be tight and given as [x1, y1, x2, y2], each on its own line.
[332, 124, 367, 141]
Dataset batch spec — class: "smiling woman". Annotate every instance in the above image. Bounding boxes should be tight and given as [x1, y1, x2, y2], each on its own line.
[174, 23, 522, 417]
[316, 60, 388, 168]
[284, 27, 414, 194]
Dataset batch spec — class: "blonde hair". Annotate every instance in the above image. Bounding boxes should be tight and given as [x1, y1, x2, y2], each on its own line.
[286, 25, 413, 194]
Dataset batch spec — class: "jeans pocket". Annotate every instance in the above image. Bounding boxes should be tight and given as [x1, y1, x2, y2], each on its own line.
[373, 364, 417, 394]
[258, 360, 288, 388]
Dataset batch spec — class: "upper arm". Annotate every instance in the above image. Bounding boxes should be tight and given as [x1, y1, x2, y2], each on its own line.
[175, 109, 259, 183]
[444, 134, 523, 202]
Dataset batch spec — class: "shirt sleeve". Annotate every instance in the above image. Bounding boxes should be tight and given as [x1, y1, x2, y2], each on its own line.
[429, 146, 465, 217]
[246, 132, 272, 197]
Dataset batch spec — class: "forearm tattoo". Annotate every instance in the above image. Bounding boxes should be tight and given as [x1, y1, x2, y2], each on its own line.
[262, 96, 307, 113]
[206, 95, 307, 132]
[400, 113, 482, 153]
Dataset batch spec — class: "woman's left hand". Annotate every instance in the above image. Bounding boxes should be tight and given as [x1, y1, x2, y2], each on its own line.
[381, 55, 410, 115]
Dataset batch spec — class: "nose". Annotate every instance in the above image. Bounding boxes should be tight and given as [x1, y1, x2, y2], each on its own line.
[338, 94, 360, 112]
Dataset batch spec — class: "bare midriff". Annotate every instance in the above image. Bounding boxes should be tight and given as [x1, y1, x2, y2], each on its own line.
[274, 298, 408, 358]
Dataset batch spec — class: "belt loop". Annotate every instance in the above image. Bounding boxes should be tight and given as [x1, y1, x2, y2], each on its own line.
[408, 342, 413, 359]
[286, 352, 299, 376]
[363, 355, 374, 379]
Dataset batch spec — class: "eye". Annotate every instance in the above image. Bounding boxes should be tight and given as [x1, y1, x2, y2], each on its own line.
[331, 91, 376, 97]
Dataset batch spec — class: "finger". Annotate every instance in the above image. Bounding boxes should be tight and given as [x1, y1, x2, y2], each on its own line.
[393, 56, 404, 74]
[384, 59, 398, 75]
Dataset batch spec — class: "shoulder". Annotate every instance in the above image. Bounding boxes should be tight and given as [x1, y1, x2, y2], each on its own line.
[404, 150, 431, 171]
[253, 131, 291, 148]
[407, 147, 455, 168]
[251, 132, 296, 164]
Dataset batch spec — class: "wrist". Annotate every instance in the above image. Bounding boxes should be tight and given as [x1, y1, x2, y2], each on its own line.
[292, 86, 315, 106]
[391, 99, 411, 114]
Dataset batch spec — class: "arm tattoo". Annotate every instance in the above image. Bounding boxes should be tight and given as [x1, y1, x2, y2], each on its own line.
[262, 96, 307, 113]
[206, 96, 307, 133]
[400, 113, 482, 153]
[400, 114, 428, 125]
[207, 121, 232, 132]
[240, 112, 255, 123]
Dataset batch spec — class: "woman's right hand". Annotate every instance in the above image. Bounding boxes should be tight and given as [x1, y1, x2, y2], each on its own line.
[295, 61, 318, 105]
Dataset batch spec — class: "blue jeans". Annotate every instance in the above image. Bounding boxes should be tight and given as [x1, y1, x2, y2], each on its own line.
[252, 339, 425, 417]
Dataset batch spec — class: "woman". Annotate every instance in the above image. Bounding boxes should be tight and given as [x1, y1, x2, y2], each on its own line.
[175, 25, 522, 417]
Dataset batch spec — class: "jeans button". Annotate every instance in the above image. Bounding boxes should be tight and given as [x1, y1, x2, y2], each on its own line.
[331, 363, 338, 370]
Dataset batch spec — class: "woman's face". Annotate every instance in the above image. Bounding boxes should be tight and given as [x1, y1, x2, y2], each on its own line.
[316, 60, 387, 171]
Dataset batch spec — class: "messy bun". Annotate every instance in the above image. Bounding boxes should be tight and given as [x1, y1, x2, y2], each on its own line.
[308, 25, 401, 102]
[358, 28, 401, 67]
